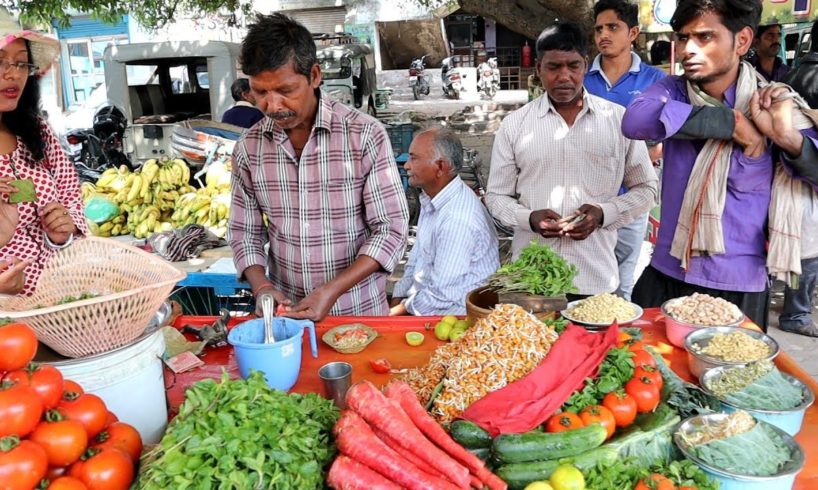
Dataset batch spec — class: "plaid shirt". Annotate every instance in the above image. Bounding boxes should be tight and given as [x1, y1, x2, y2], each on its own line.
[228, 92, 409, 315]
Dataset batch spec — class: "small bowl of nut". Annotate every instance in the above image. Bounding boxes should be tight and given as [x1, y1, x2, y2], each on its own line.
[661, 293, 745, 348]
[685, 326, 779, 379]
[561, 293, 643, 330]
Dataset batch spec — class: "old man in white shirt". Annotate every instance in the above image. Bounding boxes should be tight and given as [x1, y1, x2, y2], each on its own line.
[390, 128, 500, 315]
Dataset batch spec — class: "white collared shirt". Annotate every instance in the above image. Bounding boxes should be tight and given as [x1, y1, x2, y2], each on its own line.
[393, 177, 500, 315]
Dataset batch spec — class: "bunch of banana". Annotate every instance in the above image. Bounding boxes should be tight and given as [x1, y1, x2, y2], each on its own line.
[95, 165, 133, 199]
[156, 158, 191, 191]
[205, 158, 232, 194]
[169, 188, 230, 238]
[81, 182, 97, 203]
[88, 214, 128, 238]
[126, 204, 173, 239]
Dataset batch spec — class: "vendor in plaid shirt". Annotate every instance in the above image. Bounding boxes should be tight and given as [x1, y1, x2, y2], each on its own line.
[228, 13, 409, 321]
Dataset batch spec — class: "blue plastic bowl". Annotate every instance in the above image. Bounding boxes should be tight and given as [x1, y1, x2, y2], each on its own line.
[674, 413, 805, 490]
[227, 317, 318, 391]
[700, 366, 814, 436]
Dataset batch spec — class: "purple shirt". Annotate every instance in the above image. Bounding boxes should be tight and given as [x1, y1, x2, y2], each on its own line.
[622, 75, 816, 292]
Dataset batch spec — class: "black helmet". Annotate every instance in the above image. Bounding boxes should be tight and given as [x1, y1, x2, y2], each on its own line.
[93, 105, 127, 138]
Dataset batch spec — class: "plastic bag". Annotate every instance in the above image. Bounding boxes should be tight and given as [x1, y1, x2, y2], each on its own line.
[84, 195, 120, 224]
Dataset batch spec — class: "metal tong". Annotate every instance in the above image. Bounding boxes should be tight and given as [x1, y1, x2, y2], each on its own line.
[261, 293, 276, 344]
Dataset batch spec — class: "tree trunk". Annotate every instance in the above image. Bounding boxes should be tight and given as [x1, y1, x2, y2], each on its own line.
[458, 0, 595, 39]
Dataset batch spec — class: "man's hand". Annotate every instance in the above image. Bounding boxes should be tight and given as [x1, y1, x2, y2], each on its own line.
[732, 109, 766, 158]
[749, 86, 804, 156]
[40, 202, 77, 245]
[0, 258, 30, 295]
[562, 204, 603, 241]
[253, 284, 291, 317]
[529, 209, 563, 238]
[389, 302, 408, 316]
[285, 286, 337, 322]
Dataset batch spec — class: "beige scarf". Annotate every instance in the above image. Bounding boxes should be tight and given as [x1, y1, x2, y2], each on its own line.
[672, 61, 818, 285]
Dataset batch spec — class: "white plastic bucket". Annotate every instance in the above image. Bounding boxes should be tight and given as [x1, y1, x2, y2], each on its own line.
[46, 331, 168, 444]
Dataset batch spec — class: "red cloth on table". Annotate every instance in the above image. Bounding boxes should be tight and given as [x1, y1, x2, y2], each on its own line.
[461, 324, 619, 436]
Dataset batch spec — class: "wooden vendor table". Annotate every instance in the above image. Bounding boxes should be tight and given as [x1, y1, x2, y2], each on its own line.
[166, 309, 818, 489]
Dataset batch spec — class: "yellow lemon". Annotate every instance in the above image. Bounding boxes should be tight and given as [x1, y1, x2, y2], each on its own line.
[405, 331, 425, 346]
[524, 482, 555, 490]
[549, 464, 585, 490]
[440, 315, 458, 326]
[434, 321, 453, 341]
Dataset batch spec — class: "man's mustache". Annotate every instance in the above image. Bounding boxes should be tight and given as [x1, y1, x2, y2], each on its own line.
[267, 110, 297, 120]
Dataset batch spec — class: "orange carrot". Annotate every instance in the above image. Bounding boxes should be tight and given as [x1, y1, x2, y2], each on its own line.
[385, 381, 508, 490]
[336, 420, 461, 490]
[327, 455, 403, 490]
[346, 381, 471, 489]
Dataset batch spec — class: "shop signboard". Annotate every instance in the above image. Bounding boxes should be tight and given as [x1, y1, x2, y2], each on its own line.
[640, 0, 818, 32]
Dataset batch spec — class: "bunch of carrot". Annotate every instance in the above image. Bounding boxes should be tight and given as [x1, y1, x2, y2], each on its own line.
[327, 380, 507, 490]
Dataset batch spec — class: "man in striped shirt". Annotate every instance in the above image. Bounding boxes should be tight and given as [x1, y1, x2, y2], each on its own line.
[486, 22, 658, 297]
[390, 129, 499, 315]
[228, 13, 409, 320]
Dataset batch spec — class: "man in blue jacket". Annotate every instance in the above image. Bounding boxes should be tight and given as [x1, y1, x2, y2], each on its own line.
[584, 0, 666, 300]
[221, 78, 264, 128]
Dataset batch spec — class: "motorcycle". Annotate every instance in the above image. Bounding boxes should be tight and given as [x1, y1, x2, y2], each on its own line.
[441, 57, 466, 100]
[409, 55, 431, 100]
[477, 58, 500, 99]
[63, 105, 133, 183]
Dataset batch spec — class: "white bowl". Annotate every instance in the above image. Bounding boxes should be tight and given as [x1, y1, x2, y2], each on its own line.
[561, 299, 643, 330]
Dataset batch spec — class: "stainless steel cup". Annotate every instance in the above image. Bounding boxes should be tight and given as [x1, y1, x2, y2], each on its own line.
[319, 361, 352, 409]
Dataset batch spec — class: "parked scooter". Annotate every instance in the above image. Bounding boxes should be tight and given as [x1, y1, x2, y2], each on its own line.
[477, 58, 500, 99]
[63, 105, 133, 182]
[441, 57, 466, 100]
[409, 55, 431, 100]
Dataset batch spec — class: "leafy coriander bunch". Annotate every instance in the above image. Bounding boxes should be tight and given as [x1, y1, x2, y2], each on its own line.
[487, 241, 579, 296]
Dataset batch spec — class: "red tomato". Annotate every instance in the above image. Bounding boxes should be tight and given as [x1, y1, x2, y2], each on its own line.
[634, 365, 664, 391]
[103, 412, 118, 428]
[678, 486, 698, 490]
[69, 448, 133, 490]
[602, 390, 638, 427]
[369, 358, 392, 374]
[578, 405, 616, 438]
[0, 437, 48, 490]
[0, 384, 44, 438]
[625, 376, 661, 413]
[93, 423, 142, 463]
[29, 413, 89, 467]
[545, 412, 584, 433]
[5, 364, 65, 409]
[57, 394, 108, 439]
[630, 349, 658, 369]
[635, 473, 676, 490]
[0, 323, 38, 372]
[45, 465, 68, 480]
[63, 381, 84, 396]
[48, 476, 89, 490]
[616, 331, 632, 347]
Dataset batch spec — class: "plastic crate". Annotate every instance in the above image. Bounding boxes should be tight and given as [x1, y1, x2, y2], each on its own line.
[385, 122, 413, 156]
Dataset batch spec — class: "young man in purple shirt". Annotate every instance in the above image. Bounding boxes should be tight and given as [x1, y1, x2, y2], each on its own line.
[584, 0, 666, 301]
[621, 0, 818, 329]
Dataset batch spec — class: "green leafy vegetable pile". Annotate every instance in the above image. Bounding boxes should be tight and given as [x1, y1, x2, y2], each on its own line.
[689, 420, 791, 476]
[709, 361, 805, 410]
[583, 458, 719, 490]
[139, 371, 339, 489]
[486, 241, 578, 296]
[650, 348, 720, 419]
[562, 346, 634, 413]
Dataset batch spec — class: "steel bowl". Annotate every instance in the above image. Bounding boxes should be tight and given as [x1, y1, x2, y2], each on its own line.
[684, 326, 779, 379]
[700, 365, 814, 436]
[661, 298, 744, 348]
[674, 413, 805, 490]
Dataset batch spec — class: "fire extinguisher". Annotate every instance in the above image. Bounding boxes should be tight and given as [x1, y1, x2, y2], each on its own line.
[522, 41, 532, 67]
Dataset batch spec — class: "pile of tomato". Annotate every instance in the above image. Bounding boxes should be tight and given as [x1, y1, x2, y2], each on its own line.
[0, 322, 142, 490]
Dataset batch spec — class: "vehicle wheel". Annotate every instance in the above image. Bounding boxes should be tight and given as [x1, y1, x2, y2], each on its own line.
[367, 98, 377, 117]
[413, 85, 420, 100]
[405, 187, 421, 227]
[488, 86, 497, 99]
[453, 89, 460, 100]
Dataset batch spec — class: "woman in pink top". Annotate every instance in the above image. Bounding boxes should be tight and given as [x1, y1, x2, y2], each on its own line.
[0, 11, 87, 295]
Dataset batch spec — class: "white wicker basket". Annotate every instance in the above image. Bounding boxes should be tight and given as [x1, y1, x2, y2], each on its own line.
[0, 237, 186, 358]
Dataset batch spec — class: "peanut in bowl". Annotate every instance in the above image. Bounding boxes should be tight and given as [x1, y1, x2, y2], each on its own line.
[684, 326, 779, 380]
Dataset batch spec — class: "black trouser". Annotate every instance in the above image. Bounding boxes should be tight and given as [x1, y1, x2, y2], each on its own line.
[632, 265, 770, 331]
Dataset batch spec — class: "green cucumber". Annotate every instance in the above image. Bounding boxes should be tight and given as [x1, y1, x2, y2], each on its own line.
[451, 420, 492, 449]
[467, 447, 491, 462]
[495, 446, 618, 489]
[496, 460, 560, 490]
[492, 423, 608, 464]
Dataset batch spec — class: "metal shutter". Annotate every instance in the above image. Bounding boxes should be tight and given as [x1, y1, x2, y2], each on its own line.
[288, 8, 347, 35]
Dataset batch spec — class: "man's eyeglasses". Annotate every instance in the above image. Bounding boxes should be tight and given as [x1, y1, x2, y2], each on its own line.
[0, 60, 39, 76]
